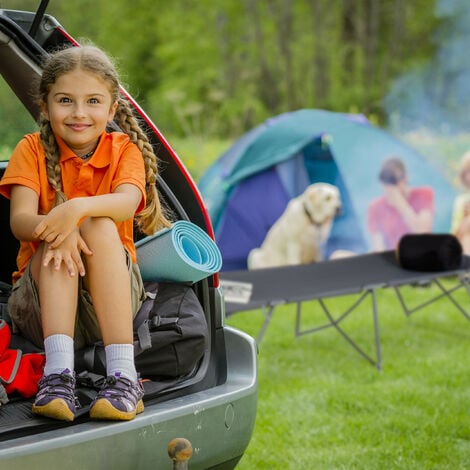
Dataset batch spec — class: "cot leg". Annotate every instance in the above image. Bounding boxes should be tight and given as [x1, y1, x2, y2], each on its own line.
[257, 305, 276, 343]
[394, 286, 411, 317]
[394, 278, 470, 322]
[371, 289, 382, 371]
[434, 278, 470, 321]
[460, 273, 470, 296]
[318, 290, 382, 370]
[295, 301, 302, 337]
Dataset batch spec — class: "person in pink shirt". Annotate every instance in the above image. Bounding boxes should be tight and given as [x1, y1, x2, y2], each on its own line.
[367, 157, 434, 251]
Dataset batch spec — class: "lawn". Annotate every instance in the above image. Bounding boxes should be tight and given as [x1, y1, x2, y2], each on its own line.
[172, 132, 470, 468]
[226, 280, 470, 469]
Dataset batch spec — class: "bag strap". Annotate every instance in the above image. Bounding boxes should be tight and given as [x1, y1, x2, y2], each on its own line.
[77, 370, 105, 390]
[136, 320, 152, 353]
[133, 282, 160, 354]
[0, 349, 22, 385]
[133, 282, 159, 331]
[0, 384, 8, 405]
[82, 344, 99, 372]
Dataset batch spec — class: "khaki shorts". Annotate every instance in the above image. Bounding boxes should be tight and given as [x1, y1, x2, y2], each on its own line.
[8, 251, 145, 350]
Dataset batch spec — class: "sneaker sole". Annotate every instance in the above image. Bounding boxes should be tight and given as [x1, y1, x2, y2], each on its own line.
[32, 398, 75, 422]
[89, 399, 144, 421]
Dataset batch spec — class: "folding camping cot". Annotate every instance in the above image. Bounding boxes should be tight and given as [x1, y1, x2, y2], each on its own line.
[220, 251, 470, 370]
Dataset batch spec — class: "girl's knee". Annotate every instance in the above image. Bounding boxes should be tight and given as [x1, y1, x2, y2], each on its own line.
[80, 217, 119, 242]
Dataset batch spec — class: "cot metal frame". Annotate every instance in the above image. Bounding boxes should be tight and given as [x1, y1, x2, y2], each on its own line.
[221, 251, 470, 370]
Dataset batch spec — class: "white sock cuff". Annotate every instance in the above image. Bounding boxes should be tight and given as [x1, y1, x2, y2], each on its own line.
[44, 334, 74, 353]
[43, 334, 74, 376]
[105, 343, 137, 381]
[105, 343, 134, 360]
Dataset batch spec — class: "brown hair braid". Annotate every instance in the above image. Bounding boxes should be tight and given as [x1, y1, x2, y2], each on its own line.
[38, 44, 172, 233]
[114, 97, 172, 233]
[39, 115, 67, 206]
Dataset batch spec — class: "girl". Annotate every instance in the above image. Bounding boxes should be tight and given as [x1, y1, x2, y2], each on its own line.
[451, 150, 470, 253]
[0, 45, 172, 422]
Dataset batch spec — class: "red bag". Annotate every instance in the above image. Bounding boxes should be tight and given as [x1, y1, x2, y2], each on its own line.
[0, 320, 45, 398]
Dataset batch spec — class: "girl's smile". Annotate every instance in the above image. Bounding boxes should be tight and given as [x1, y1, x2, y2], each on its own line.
[42, 69, 117, 157]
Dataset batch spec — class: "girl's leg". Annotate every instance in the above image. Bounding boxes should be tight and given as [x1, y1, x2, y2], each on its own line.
[80, 217, 134, 346]
[30, 243, 79, 422]
[80, 217, 143, 421]
[31, 243, 79, 339]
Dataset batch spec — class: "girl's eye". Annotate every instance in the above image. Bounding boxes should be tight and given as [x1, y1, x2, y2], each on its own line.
[89, 98, 100, 104]
[59, 97, 72, 103]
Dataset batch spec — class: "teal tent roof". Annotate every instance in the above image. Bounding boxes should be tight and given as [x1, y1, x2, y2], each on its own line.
[199, 109, 457, 247]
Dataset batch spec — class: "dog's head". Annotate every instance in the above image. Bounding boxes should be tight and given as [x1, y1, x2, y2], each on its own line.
[302, 183, 341, 225]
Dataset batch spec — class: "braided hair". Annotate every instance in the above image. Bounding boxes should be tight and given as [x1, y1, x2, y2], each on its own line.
[38, 45, 172, 234]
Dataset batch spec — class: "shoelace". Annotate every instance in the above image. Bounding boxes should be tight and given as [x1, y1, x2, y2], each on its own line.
[37, 372, 80, 407]
[98, 376, 139, 401]
[39, 372, 74, 392]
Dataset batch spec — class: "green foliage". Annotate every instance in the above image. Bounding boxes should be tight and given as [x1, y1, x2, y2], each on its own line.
[0, 0, 439, 139]
[0, 78, 36, 153]
[227, 281, 470, 468]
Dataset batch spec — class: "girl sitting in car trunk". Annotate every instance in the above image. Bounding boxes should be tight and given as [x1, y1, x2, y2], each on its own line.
[0, 44, 171, 422]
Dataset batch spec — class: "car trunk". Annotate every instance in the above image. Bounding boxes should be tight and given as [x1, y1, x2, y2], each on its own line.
[0, 6, 227, 443]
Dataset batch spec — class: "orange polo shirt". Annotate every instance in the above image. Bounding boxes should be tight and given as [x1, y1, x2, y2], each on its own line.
[0, 131, 146, 283]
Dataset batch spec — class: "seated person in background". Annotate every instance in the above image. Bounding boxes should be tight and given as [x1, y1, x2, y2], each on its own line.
[367, 157, 434, 251]
[451, 150, 470, 253]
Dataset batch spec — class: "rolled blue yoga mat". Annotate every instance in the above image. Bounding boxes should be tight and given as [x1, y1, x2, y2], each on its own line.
[135, 220, 222, 283]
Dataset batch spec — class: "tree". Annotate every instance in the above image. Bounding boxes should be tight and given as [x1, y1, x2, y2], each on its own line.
[0, 0, 440, 140]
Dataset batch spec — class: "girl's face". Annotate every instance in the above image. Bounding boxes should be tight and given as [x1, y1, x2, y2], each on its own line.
[461, 168, 470, 189]
[42, 69, 117, 156]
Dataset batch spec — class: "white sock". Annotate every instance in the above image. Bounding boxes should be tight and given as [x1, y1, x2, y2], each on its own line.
[105, 344, 137, 382]
[43, 334, 74, 376]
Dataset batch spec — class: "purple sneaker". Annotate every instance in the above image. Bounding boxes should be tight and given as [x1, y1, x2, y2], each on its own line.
[32, 369, 77, 422]
[89, 373, 144, 421]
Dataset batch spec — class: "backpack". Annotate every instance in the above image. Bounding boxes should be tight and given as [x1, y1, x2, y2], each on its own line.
[75, 281, 209, 380]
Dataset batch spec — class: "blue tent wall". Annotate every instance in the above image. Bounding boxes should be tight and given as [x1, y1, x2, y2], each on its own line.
[199, 109, 457, 271]
[302, 141, 368, 258]
[216, 168, 290, 271]
[212, 138, 368, 270]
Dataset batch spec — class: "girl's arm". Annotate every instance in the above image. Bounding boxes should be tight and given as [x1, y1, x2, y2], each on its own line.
[72, 183, 142, 222]
[383, 185, 433, 233]
[370, 231, 386, 252]
[10, 185, 45, 241]
[32, 183, 142, 248]
[10, 185, 92, 276]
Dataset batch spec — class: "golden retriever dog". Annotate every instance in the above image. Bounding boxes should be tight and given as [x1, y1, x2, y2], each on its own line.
[247, 183, 341, 269]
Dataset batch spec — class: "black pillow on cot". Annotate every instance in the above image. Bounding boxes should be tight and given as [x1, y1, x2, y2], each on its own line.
[396, 233, 463, 272]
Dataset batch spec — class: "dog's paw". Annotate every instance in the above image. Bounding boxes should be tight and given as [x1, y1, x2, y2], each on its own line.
[247, 248, 263, 270]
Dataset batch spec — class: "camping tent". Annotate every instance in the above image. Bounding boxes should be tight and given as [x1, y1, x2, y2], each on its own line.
[198, 109, 457, 271]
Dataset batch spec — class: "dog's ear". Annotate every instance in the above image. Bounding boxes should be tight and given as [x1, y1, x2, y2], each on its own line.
[304, 185, 320, 203]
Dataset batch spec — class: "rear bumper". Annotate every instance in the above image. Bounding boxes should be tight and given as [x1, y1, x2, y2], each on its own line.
[0, 326, 258, 470]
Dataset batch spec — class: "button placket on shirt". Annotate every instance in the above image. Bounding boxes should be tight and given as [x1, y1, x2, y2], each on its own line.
[74, 161, 95, 196]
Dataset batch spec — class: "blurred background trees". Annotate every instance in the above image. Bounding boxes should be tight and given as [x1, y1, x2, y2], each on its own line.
[0, 0, 440, 142]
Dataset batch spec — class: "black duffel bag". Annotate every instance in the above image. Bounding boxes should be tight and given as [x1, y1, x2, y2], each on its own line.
[76, 282, 208, 380]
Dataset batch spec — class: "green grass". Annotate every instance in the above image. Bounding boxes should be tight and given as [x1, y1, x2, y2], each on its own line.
[172, 132, 470, 468]
[226, 280, 470, 469]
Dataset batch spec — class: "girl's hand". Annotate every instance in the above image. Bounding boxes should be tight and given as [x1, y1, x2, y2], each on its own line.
[33, 199, 82, 248]
[41, 229, 92, 277]
[463, 201, 470, 217]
